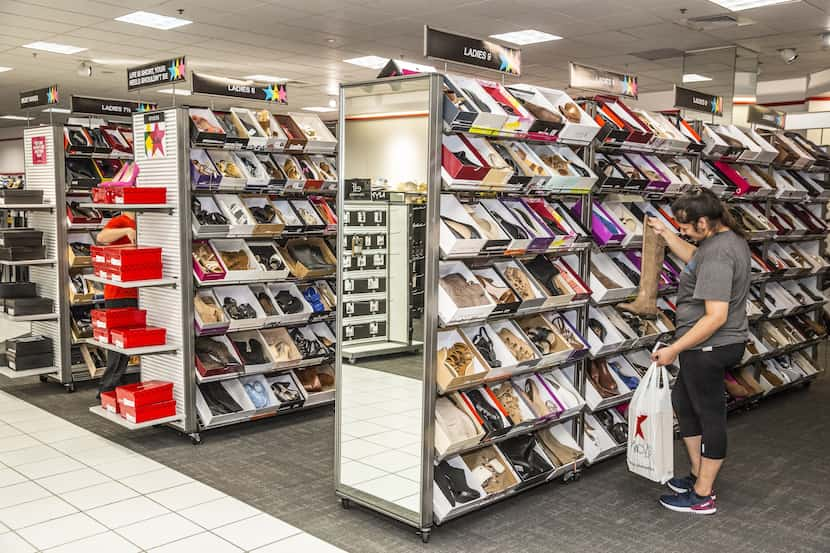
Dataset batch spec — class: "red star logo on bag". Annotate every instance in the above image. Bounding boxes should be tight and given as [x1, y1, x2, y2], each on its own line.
[635, 414, 648, 439]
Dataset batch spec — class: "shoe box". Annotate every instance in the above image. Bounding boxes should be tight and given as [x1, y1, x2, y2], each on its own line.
[0, 189, 44, 205]
[91, 186, 166, 205]
[7, 335, 53, 370]
[110, 327, 166, 349]
[111, 381, 176, 424]
[5, 297, 53, 316]
[0, 282, 37, 299]
[92, 245, 162, 282]
[100, 391, 119, 414]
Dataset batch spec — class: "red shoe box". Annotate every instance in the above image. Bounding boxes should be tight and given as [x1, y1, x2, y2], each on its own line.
[122, 400, 176, 424]
[93, 327, 113, 345]
[91, 187, 113, 203]
[110, 326, 166, 349]
[105, 264, 163, 282]
[100, 391, 119, 414]
[106, 246, 162, 267]
[116, 380, 173, 408]
[91, 307, 146, 330]
[112, 187, 166, 205]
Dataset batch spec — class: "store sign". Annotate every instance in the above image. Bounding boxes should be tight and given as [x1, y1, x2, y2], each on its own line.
[19, 85, 59, 109]
[71, 96, 157, 116]
[673, 86, 723, 117]
[377, 59, 436, 79]
[747, 104, 786, 129]
[569, 63, 638, 99]
[424, 26, 521, 76]
[143, 112, 166, 159]
[31, 136, 47, 165]
[191, 72, 287, 103]
[127, 57, 186, 91]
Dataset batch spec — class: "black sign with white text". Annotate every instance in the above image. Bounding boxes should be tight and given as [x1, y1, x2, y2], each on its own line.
[747, 104, 785, 129]
[673, 86, 723, 117]
[127, 57, 186, 91]
[191, 72, 287, 103]
[424, 26, 521, 76]
[71, 96, 157, 116]
[19, 85, 59, 109]
[569, 63, 638, 99]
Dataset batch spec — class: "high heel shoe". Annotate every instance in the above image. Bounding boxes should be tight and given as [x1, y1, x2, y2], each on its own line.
[475, 275, 517, 304]
[442, 217, 481, 240]
[107, 161, 139, 187]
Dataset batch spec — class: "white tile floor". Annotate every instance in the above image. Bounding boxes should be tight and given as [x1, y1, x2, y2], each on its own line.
[0, 390, 348, 552]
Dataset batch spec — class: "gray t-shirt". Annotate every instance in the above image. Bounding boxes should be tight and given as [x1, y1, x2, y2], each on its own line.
[675, 230, 750, 349]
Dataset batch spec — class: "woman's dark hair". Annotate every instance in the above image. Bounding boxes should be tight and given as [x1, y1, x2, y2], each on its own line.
[671, 187, 746, 238]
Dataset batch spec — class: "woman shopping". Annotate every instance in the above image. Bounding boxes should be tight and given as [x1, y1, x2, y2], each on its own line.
[649, 188, 751, 515]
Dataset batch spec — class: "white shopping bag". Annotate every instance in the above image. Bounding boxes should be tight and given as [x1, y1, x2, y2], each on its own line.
[627, 360, 674, 483]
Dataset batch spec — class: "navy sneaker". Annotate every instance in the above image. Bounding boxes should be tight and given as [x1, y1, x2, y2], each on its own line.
[667, 474, 696, 494]
[659, 491, 717, 515]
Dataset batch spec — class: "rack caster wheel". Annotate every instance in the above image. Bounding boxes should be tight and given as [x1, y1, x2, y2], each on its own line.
[190, 433, 202, 445]
[65, 383, 75, 393]
[418, 530, 431, 543]
[39, 375, 49, 383]
[340, 498, 351, 510]
[562, 471, 581, 483]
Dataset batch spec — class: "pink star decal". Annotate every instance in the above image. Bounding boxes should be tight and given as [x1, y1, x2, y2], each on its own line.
[149, 123, 165, 156]
[277, 85, 287, 103]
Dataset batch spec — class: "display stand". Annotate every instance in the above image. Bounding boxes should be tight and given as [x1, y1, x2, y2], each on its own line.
[333, 73, 828, 537]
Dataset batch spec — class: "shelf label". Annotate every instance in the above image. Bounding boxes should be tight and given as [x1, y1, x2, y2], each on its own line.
[673, 86, 723, 117]
[191, 72, 287, 103]
[71, 95, 157, 116]
[19, 85, 59, 109]
[569, 63, 638, 99]
[127, 57, 186, 91]
[424, 26, 521, 76]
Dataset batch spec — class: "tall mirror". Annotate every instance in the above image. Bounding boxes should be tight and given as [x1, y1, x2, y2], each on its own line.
[335, 75, 438, 527]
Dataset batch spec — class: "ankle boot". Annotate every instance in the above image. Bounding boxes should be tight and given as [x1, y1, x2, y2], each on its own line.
[435, 460, 480, 506]
[619, 220, 665, 319]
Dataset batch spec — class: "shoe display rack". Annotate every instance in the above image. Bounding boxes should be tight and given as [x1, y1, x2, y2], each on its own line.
[98, 106, 340, 440]
[64, 116, 139, 387]
[333, 73, 828, 538]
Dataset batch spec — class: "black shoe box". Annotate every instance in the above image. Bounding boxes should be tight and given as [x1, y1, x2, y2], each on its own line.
[8, 353, 53, 371]
[7, 335, 53, 357]
[0, 189, 44, 205]
[0, 282, 36, 298]
[0, 246, 47, 261]
[0, 229, 43, 248]
[5, 297, 53, 316]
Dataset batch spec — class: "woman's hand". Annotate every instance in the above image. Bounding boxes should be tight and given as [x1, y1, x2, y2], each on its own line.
[652, 345, 678, 367]
[646, 216, 669, 237]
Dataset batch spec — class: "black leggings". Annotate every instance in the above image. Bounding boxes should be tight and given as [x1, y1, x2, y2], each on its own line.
[672, 343, 745, 460]
[98, 297, 138, 395]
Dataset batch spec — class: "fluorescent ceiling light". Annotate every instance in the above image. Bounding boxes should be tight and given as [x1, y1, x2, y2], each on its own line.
[157, 88, 191, 96]
[706, 0, 799, 11]
[42, 107, 71, 113]
[343, 56, 389, 69]
[683, 73, 712, 83]
[115, 11, 192, 30]
[733, 94, 757, 103]
[489, 29, 562, 45]
[0, 115, 34, 120]
[243, 74, 288, 82]
[302, 106, 337, 112]
[23, 41, 86, 55]
[0, 67, 12, 73]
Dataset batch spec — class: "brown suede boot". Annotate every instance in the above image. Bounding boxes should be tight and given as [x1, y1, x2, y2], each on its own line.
[619, 221, 666, 319]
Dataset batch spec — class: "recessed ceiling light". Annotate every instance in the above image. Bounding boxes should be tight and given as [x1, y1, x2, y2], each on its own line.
[343, 56, 389, 69]
[157, 88, 191, 96]
[0, 67, 12, 73]
[706, 0, 799, 11]
[328, 98, 337, 108]
[23, 41, 87, 55]
[302, 106, 337, 112]
[0, 115, 35, 120]
[489, 30, 562, 45]
[682, 73, 713, 83]
[115, 11, 192, 30]
[243, 74, 287, 82]
[42, 107, 71, 113]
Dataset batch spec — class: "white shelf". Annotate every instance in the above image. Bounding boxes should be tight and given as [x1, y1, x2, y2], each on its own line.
[0, 312, 58, 322]
[0, 366, 56, 379]
[0, 204, 55, 210]
[84, 275, 177, 289]
[79, 203, 176, 211]
[68, 222, 105, 231]
[88, 340, 177, 356]
[0, 259, 55, 266]
[88, 406, 180, 430]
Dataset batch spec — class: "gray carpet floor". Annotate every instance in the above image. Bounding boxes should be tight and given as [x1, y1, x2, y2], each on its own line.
[1, 372, 829, 553]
